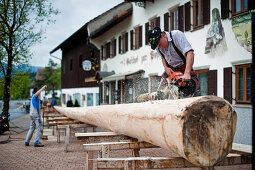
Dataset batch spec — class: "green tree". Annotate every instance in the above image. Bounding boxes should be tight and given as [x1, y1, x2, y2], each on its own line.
[0, 0, 58, 122]
[10, 71, 31, 99]
[35, 59, 60, 97]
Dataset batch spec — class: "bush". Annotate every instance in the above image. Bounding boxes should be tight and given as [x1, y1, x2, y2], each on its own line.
[66, 100, 73, 107]
[74, 99, 80, 107]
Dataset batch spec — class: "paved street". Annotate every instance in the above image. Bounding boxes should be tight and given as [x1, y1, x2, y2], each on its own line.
[0, 100, 28, 120]
[0, 113, 252, 170]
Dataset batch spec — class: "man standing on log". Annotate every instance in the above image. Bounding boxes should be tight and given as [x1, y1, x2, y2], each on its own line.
[25, 85, 47, 147]
[147, 27, 200, 99]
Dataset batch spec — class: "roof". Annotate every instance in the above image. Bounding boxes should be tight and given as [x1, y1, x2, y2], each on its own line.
[87, 2, 133, 38]
[50, 2, 132, 54]
[50, 24, 88, 54]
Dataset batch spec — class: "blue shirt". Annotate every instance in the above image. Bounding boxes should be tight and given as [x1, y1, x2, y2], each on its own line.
[30, 94, 40, 116]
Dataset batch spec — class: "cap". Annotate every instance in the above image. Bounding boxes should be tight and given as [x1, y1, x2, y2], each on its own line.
[148, 27, 162, 50]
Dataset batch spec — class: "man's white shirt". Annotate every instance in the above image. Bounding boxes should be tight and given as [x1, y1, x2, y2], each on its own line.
[156, 30, 193, 68]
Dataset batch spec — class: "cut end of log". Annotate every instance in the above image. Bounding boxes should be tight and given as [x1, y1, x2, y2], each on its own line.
[182, 95, 237, 167]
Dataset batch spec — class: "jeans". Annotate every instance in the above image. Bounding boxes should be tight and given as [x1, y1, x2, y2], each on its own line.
[25, 116, 42, 145]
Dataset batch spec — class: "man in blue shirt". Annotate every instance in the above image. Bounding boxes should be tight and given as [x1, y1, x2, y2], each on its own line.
[25, 85, 47, 147]
[51, 96, 57, 107]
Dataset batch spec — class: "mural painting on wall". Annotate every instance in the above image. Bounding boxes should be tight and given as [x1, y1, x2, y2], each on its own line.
[231, 13, 251, 53]
[205, 8, 227, 56]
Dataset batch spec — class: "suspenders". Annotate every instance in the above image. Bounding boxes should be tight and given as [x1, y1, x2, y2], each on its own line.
[158, 31, 186, 65]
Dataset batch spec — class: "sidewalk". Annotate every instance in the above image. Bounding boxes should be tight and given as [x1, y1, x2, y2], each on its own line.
[0, 114, 252, 170]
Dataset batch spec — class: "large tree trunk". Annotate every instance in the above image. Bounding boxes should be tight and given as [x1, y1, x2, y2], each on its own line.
[2, 58, 13, 116]
[54, 95, 237, 167]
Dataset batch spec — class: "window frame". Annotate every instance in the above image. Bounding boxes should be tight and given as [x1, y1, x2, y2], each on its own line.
[195, 69, 209, 96]
[231, 0, 249, 17]
[70, 59, 73, 71]
[111, 39, 116, 58]
[170, 7, 179, 31]
[120, 32, 128, 54]
[235, 64, 251, 105]
[192, 0, 203, 29]
[134, 26, 140, 49]
[149, 18, 157, 30]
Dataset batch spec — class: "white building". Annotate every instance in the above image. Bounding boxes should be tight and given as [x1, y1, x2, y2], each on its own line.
[86, 0, 253, 145]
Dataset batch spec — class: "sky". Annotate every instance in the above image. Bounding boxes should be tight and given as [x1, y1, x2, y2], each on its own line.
[29, 0, 124, 67]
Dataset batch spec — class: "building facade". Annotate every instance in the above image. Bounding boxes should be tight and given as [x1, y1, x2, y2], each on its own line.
[87, 0, 253, 144]
[50, 25, 100, 107]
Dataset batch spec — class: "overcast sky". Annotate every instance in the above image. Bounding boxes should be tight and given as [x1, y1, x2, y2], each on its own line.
[29, 0, 124, 67]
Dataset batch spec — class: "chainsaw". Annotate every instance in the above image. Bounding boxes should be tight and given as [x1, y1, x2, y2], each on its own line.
[137, 71, 196, 102]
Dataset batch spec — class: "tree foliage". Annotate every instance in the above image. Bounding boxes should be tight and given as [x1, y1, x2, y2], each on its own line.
[35, 59, 60, 97]
[10, 71, 31, 99]
[0, 0, 58, 116]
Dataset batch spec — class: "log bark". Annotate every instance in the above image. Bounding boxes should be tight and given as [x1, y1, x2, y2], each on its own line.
[54, 95, 237, 167]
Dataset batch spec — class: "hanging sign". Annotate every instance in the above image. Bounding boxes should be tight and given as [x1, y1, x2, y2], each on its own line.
[82, 60, 92, 71]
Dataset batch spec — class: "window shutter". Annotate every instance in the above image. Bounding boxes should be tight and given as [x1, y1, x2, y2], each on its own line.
[106, 42, 110, 59]
[113, 39, 116, 56]
[203, 0, 210, 25]
[156, 16, 160, 27]
[130, 30, 134, 50]
[178, 6, 184, 32]
[221, 0, 229, 19]
[101, 45, 104, 60]
[208, 70, 217, 95]
[145, 22, 149, 45]
[224, 67, 232, 103]
[184, 2, 191, 31]
[118, 36, 121, 54]
[139, 26, 143, 47]
[248, 0, 255, 10]
[125, 32, 128, 52]
[164, 12, 169, 31]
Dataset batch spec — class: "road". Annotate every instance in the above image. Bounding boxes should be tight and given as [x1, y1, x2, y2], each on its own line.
[0, 100, 28, 120]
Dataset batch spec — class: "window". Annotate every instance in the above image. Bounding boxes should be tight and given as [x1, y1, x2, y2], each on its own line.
[131, 26, 143, 49]
[87, 93, 94, 106]
[149, 17, 160, 30]
[70, 59, 72, 71]
[106, 42, 111, 59]
[192, 0, 210, 29]
[170, 8, 179, 30]
[196, 69, 209, 96]
[96, 93, 100, 106]
[111, 39, 116, 57]
[193, 0, 203, 28]
[231, 0, 248, 16]
[235, 64, 251, 104]
[119, 32, 128, 54]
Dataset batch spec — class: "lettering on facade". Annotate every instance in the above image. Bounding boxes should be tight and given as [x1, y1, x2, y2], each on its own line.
[141, 55, 147, 65]
[120, 56, 138, 66]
